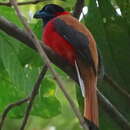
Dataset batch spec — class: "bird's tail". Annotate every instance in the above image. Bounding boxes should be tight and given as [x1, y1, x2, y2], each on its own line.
[84, 70, 99, 130]
[75, 61, 99, 130]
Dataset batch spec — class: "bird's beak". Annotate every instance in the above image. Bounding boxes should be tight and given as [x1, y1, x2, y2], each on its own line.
[33, 10, 45, 18]
[33, 11, 42, 18]
[33, 10, 54, 19]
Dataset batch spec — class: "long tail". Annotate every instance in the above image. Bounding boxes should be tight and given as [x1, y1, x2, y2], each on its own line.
[84, 69, 99, 130]
[75, 61, 99, 130]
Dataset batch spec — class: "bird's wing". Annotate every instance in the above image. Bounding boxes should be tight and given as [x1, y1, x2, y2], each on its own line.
[53, 18, 97, 75]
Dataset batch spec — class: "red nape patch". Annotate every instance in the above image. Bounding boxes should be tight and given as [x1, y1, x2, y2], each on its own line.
[55, 11, 70, 16]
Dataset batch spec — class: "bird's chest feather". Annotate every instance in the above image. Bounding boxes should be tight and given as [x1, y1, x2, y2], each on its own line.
[43, 19, 76, 64]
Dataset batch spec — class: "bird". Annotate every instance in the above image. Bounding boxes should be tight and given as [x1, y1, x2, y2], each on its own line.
[34, 4, 99, 130]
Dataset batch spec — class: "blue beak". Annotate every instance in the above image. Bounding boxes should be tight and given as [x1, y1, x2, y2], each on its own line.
[33, 10, 54, 19]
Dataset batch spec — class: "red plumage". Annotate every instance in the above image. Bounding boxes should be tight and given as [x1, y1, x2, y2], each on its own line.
[43, 16, 76, 64]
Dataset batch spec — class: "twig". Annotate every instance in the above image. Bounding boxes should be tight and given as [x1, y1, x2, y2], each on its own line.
[73, 0, 85, 19]
[10, 0, 89, 130]
[0, 97, 30, 130]
[98, 90, 130, 130]
[0, 4, 130, 130]
[0, 0, 45, 6]
[104, 73, 130, 100]
[20, 65, 48, 130]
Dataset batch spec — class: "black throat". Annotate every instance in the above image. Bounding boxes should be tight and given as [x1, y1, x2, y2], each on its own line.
[42, 15, 55, 26]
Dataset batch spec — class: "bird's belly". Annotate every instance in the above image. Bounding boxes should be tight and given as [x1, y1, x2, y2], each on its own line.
[43, 20, 76, 64]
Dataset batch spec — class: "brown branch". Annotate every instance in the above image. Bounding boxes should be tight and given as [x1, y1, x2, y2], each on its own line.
[0, 5, 130, 130]
[0, 16, 77, 81]
[10, 0, 89, 129]
[20, 65, 48, 130]
[73, 0, 85, 19]
[0, 16, 35, 49]
[98, 90, 130, 130]
[0, 97, 30, 130]
[104, 74, 130, 100]
[0, 0, 45, 6]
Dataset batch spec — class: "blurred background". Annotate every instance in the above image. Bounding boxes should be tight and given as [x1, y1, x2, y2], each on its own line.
[0, 0, 130, 130]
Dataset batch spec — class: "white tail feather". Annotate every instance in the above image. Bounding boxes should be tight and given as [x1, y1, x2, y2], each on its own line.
[75, 61, 85, 97]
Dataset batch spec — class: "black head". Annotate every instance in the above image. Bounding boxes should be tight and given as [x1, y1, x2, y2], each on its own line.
[33, 4, 65, 25]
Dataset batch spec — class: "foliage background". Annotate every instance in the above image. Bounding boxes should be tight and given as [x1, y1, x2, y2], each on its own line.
[0, 0, 130, 130]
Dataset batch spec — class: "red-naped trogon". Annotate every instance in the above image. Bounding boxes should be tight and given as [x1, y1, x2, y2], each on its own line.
[34, 4, 99, 130]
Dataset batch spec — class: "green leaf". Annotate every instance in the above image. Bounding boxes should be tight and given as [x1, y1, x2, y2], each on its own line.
[0, 6, 22, 26]
[0, 32, 61, 119]
[0, 75, 26, 118]
[115, 0, 130, 29]
[32, 20, 43, 39]
[0, 34, 27, 91]
[0, 32, 42, 93]
[30, 77, 61, 118]
[40, 77, 57, 98]
[32, 97, 61, 118]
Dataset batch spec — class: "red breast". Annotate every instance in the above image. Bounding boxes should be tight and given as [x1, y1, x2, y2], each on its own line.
[43, 17, 76, 65]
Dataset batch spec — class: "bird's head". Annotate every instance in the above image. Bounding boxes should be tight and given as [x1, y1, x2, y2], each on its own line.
[33, 4, 69, 25]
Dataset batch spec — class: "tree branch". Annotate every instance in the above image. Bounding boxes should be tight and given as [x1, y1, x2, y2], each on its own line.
[10, 0, 89, 129]
[20, 65, 48, 130]
[98, 90, 130, 130]
[0, 97, 30, 130]
[73, 0, 85, 19]
[104, 74, 130, 100]
[0, 0, 44, 6]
